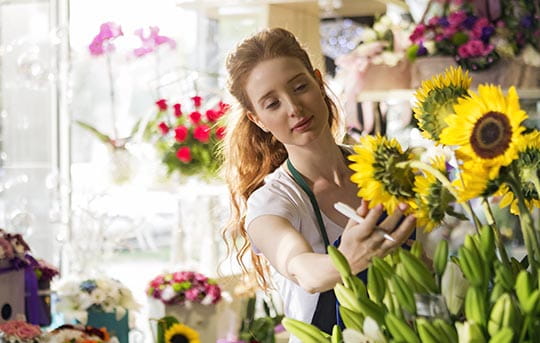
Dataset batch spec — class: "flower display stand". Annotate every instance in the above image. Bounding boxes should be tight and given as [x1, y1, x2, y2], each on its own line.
[148, 298, 217, 343]
[362, 60, 411, 91]
[86, 306, 129, 343]
[411, 56, 523, 88]
[0, 261, 25, 323]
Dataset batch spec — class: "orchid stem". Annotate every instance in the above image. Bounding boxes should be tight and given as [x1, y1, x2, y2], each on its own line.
[106, 53, 119, 142]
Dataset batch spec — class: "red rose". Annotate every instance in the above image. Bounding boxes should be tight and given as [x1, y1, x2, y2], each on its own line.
[173, 103, 182, 117]
[193, 125, 210, 143]
[176, 146, 192, 163]
[215, 126, 226, 140]
[218, 101, 230, 113]
[205, 109, 219, 122]
[189, 111, 201, 124]
[156, 99, 167, 111]
[158, 122, 169, 135]
[191, 95, 202, 107]
[174, 126, 188, 142]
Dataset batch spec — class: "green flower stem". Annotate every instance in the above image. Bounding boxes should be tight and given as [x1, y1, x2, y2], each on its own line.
[508, 165, 540, 277]
[482, 197, 511, 268]
[519, 315, 530, 343]
[106, 53, 119, 141]
[397, 160, 481, 230]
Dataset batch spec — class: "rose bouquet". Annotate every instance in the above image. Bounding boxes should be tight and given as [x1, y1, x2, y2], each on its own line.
[54, 277, 140, 326]
[0, 320, 42, 343]
[281, 66, 540, 341]
[147, 270, 222, 306]
[144, 96, 228, 180]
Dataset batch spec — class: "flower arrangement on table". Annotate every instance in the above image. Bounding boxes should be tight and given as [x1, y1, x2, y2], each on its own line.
[143, 96, 229, 180]
[45, 324, 117, 343]
[54, 277, 140, 326]
[281, 66, 540, 342]
[0, 320, 42, 343]
[407, 0, 540, 71]
[147, 270, 222, 306]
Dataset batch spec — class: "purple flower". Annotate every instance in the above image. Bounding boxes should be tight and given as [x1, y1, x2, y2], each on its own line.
[481, 26, 495, 42]
[133, 26, 176, 57]
[520, 15, 534, 29]
[462, 15, 477, 30]
[438, 17, 450, 28]
[417, 43, 428, 56]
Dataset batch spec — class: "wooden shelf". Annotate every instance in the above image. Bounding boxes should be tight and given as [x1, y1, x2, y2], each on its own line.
[357, 88, 540, 102]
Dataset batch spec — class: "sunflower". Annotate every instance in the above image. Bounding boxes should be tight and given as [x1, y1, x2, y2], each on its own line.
[496, 131, 540, 214]
[413, 156, 455, 232]
[413, 66, 471, 142]
[453, 160, 501, 202]
[440, 85, 528, 174]
[164, 323, 200, 343]
[349, 135, 416, 214]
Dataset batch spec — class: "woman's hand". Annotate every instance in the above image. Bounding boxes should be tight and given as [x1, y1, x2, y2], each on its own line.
[338, 201, 416, 274]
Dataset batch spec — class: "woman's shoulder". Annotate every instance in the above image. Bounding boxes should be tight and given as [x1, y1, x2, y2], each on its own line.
[248, 166, 301, 205]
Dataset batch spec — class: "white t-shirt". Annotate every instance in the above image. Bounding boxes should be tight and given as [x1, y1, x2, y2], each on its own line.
[245, 166, 345, 339]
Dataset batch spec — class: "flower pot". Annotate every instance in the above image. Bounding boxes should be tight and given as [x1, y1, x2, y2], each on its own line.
[86, 305, 129, 343]
[0, 261, 25, 323]
[411, 56, 523, 89]
[147, 298, 217, 343]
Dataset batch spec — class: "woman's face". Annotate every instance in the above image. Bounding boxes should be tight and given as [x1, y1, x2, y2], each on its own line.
[244, 57, 330, 146]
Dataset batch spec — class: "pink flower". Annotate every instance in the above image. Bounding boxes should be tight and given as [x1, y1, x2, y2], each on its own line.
[185, 287, 200, 301]
[156, 99, 167, 111]
[191, 96, 202, 108]
[174, 126, 188, 142]
[88, 22, 123, 56]
[172, 272, 187, 282]
[193, 125, 210, 143]
[173, 103, 182, 117]
[215, 126, 226, 140]
[472, 17, 490, 39]
[189, 111, 201, 124]
[458, 39, 492, 57]
[448, 10, 467, 27]
[194, 273, 208, 283]
[133, 26, 176, 57]
[176, 147, 192, 163]
[409, 24, 426, 43]
[158, 122, 170, 135]
[0, 320, 41, 339]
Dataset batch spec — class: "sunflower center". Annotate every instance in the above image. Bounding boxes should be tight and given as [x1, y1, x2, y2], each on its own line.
[470, 111, 512, 159]
[373, 144, 414, 198]
[169, 334, 189, 343]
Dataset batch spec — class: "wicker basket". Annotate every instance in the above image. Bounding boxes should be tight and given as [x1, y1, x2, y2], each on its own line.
[411, 56, 524, 88]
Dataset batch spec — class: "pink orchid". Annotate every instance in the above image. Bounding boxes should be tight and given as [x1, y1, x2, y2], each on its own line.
[88, 22, 123, 56]
[133, 26, 176, 57]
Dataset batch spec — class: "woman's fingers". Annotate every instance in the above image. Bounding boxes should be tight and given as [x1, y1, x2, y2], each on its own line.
[345, 204, 384, 239]
[378, 203, 408, 233]
[379, 214, 416, 252]
[357, 199, 369, 217]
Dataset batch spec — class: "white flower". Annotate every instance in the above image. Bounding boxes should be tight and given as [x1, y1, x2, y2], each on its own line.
[522, 44, 540, 67]
[380, 51, 402, 67]
[361, 28, 377, 42]
[342, 328, 369, 343]
[441, 262, 469, 315]
[424, 41, 436, 54]
[91, 289, 107, 304]
[362, 317, 387, 343]
[455, 321, 485, 343]
[200, 294, 213, 305]
[160, 286, 176, 302]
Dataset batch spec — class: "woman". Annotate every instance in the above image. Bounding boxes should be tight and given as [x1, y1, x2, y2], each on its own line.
[221, 28, 416, 337]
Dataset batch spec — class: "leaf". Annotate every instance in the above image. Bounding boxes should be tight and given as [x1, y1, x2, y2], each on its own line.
[156, 315, 179, 343]
[76, 120, 112, 144]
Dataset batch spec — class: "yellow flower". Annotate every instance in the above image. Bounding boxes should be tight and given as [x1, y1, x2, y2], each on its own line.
[453, 160, 500, 202]
[413, 156, 455, 232]
[164, 323, 200, 343]
[496, 131, 540, 214]
[440, 85, 527, 174]
[413, 66, 471, 142]
[349, 135, 416, 214]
